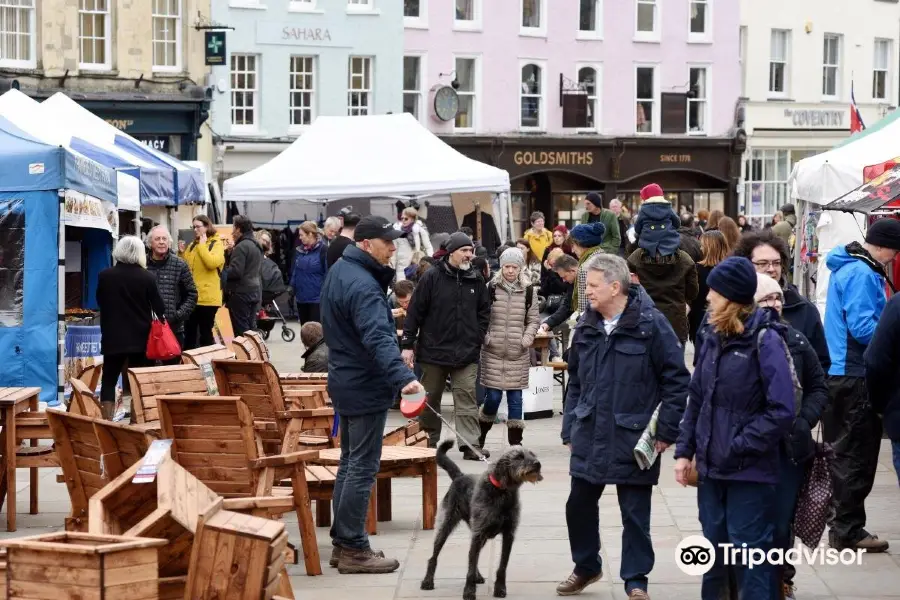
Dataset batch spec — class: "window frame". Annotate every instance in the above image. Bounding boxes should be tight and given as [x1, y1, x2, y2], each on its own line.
[0, 0, 36, 69]
[402, 53, 426, 123]
[453, 0, 482, 31]
[873, 38, 891, 102]
[347, 55, 374, 117]
[151, 0, 182, 73]
[577, 0, 602, 40]
[574, 62, 602, 132]
[518, 59, 547, 132]
[289, 0, 322, 13]
[288, 55, 317, 133]
[78, 0, 112, 71]
[822, 32, 842, 100]
[634, 0, 659, 43]
[634, 63, 659, 135]
[687, 0, 711, 44]
[453, 54, 480, 133]
[768, 29, 790, 99]
[519, 0, 546, 38]
[687, 64, 710, 136]
[404, 0, 427, 28]
[346, 0, 375, 12]
[230, 53, 259, 134]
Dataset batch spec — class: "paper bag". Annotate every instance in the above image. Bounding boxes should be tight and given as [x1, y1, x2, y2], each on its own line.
[523, 366, 553, 417]
[634, 404, 661, 470]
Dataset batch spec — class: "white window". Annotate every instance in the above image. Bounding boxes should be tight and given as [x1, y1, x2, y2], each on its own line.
[578, 0, 602, 37]
[348, 56, 372, 116]
[743, 149, 791, 221]
[289, 56, 316, 129]
[688, 0, 709, 41]
[0, 0, 36, 68]
[769, 29, 790, 97]
[78, 0, 110, 69]
[519, 62, 544, 130]
[521, 0, 545, 36]
[404, 0, 426, 26]
[874, 39, 891, 101]
[688, 66, 708, 134]
[576, 65, 601, 130]
[231, 54, 258, 131]
[403, 56, 423, 120]
[152, 0, 182, 72]
[823, 33, 841, 99]
[289, 0, 317, 11]
[635, 0, 658, 41]
[454, 0, 480, 29]
[635, 65, 656, 134]
[455, 57, 477, 130]
[347, 0, 372, 10]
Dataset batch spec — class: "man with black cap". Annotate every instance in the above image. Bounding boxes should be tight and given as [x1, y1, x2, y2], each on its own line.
[320, 215, 424, 574]
[401, 231, 492, 459]
[580, 192, 621, 255]
[822, 217, 900, 553]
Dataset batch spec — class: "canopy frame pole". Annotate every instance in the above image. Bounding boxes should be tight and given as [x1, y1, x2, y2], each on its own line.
[57, 189, 66, 407]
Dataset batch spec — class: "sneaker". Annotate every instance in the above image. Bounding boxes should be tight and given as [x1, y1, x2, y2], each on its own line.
[627, 590, 650, 600]
[462, 447, 490, 461]
[783, 583, 796, 599]
[329, 545, 384, 568]
[556, 571, 602, 596]
[337, 547, 399, 574]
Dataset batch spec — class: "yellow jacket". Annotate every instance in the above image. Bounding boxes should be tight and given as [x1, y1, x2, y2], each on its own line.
[524, 228, 553, 262]
[180, 234, 226, 306]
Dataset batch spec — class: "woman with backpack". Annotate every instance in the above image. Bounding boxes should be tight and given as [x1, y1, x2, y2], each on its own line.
[289, 221, 328, 325]
[673, 256, 795, 600]
[476, 247, 540, 447]
[179, 215, 225, 350]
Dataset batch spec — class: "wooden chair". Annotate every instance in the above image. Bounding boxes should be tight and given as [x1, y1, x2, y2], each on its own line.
[69, 378, 104, 419]
[232, 336, 262, 361]
[127, 364, 211, 426]
[157, 395, 322, 577]
[181, 344, 236, 367]
[76, 362, 103, 393]
[244, 330, 271, 362]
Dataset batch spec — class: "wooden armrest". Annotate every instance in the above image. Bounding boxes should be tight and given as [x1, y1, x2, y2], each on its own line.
[249, 450, 319, 469]
[130, 422, 160, 433]
[278, 408, 334, 419]
[253, 420, 278, 431]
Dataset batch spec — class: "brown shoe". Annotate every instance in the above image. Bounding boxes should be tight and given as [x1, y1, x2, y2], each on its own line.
[330, 545, 385, 568]
[628, 589, 650, 600]
[337, 547, 399, 574]
[556, 571, 602, 596]
[853, 534, 889, 553]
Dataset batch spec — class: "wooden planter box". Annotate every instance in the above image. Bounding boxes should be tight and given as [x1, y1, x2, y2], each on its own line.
[1, 532, 165, 599]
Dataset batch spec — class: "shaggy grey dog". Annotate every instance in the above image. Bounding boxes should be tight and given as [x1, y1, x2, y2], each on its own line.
[421, 440, 543, 600]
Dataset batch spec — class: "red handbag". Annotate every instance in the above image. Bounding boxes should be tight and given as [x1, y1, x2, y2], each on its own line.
[146, 315, 181, 361]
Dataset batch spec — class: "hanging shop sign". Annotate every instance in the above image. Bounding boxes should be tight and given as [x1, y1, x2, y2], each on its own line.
[205, 31, 227, 66]
[63, 190, 116, 234]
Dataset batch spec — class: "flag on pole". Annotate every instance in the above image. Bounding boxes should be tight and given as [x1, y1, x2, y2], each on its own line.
[851, 82, 866, 133]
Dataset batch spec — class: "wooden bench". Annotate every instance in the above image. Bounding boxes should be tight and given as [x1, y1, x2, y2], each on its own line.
[232, 336, 262, 361]
[181, 344, 236, 367]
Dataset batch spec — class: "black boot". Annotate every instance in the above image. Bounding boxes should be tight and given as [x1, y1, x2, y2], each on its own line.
[478, 420, 493, 448]
[507, 420, 524, 446]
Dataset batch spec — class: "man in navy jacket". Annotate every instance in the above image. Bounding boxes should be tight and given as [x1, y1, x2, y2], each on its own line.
[320, 216, 424, 574]
[865, 291, 900, 487]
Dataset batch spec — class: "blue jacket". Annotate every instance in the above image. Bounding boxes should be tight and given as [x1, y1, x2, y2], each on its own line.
[824, 243, 887, 377]
[561, 285, 689, 486]
[675, 309, 795, 484]
[865, 292, 900, 441]
[290, 241, 327, 304]
[320, 245, 416, 416]
[634, 201, 681, 257]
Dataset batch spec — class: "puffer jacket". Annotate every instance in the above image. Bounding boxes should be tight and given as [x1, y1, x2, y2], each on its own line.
[290, 240, 327, 304]
[480, 274, 540, 390]
[180, 234, 226, 306]
[146, 251, 198, 335]
[302, 339, 329, 373]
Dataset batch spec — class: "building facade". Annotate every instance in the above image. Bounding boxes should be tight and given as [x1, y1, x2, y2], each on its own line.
[0, 0, 213, 165]
[405, 0, 744, 231]
[739, 0, 900, 222]
[211, 0, 404, 178]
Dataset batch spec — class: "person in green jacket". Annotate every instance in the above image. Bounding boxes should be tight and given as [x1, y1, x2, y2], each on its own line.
[581, 192, 621, 255]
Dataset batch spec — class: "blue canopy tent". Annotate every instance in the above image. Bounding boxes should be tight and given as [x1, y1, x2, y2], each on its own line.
[0, 116, 118, 404]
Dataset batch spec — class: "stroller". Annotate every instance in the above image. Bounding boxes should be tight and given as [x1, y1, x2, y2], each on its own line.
[257, 258, 296, 342]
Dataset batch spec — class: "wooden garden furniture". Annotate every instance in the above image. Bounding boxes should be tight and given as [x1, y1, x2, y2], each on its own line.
[232, 336, 262, 361]
[181, 344, 236, 367]
[68, 378, 104, 419]
[244, 330, 271, 362]
[127, 364, 212, 428]
[0, 387, 46, 531]
[76, 362, 103, 393]
[156, 395, 322, 577]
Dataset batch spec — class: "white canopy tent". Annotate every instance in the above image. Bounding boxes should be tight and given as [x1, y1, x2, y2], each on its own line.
[223, 113, 512, 236]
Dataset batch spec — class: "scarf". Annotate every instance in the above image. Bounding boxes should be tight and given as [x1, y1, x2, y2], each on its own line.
[571, 246, 601, 310]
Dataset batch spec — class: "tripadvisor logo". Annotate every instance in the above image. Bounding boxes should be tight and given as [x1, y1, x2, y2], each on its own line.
[675, 535, 863, 576]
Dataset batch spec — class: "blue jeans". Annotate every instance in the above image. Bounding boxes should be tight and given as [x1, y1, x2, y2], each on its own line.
[330, 410, 387, 550]
[566, 477, 654, 595]
[698, 478, 777, 600]
[774, 455, 807, 586]
[482, 388, 523, 421]
[893, 440, 900, 486]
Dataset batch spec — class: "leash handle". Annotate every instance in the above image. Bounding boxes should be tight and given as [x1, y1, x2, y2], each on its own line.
[424, 403, 490, 462]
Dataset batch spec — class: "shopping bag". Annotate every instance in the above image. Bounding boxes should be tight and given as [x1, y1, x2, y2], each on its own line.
[523, 366, 553, 417]
[146, 316, 181, 361]
[793, 441, 834, 548]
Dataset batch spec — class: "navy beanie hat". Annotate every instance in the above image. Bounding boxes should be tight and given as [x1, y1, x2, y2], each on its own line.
[707, 256, 758, 305]
[570, 221, 606, 248]
[585, 192, 603, 208]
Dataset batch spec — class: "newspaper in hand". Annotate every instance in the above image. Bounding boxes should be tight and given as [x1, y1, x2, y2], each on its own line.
[634, 404, 661, 470]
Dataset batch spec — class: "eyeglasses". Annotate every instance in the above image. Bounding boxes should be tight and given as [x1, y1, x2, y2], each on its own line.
[757, 293, 783, 306]
[752, 260, 782, 269]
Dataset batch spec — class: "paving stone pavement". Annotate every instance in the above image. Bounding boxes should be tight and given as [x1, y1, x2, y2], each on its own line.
[2, 335, 899, 599]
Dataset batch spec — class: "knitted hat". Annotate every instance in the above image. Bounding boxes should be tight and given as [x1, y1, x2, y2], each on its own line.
[753, 273, 784, 304]
[585, 192, 603, 209]
[865, 218, 900, 250]
[640, 183, 665, 202]
[570, 221, 606, 248]
[499, 247, 525, 268]
[445, 231, 475, 254]
[707, 256, 758, 305]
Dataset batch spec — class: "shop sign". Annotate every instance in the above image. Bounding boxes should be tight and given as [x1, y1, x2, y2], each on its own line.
[660, 153, 692, 163]
[105, 119, 134, 131]
[256, 21, 346, 47]
[205, 31, 227, 66]
[513, 150, 595, 166]
[63, 190, 116, 234]
[783, 108, 844, 128]
[135, 136, 170, 154]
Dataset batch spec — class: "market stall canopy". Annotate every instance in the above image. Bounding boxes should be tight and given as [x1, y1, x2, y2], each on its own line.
[827, 163, 900, 214]
[223, 113, 511, 202]
[40, 92, 205, 206]
[789, 108, 900, 205]
[0, 90, 140, 211]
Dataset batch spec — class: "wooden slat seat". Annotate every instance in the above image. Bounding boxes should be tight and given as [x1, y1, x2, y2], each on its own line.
[127, 364, 210, 424]
[181, 344, 236, 367]
[232, 336, 262, 361]
[243, 330, 271, 362]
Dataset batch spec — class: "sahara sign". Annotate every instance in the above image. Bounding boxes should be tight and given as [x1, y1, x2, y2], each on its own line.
[256, 22, 347, 47]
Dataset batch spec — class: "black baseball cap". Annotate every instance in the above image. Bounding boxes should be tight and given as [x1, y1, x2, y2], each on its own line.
[354, 216, 404, 242]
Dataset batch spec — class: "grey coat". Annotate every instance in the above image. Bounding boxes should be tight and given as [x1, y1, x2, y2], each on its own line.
[302, 339, 329, 373]
[480, 274, 540, 390]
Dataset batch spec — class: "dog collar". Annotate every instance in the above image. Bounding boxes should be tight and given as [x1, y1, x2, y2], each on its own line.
[489, 474, 503, 489]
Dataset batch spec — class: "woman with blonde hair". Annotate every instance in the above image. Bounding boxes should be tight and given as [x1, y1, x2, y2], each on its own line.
[289, 221, 328, 325]
[179, 214, 225, 350]
[674, 256, 795, 600]
[688, 230, 729, 345]
[393, 207, 433, 281]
